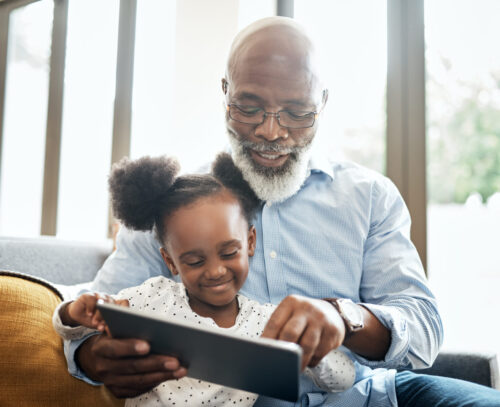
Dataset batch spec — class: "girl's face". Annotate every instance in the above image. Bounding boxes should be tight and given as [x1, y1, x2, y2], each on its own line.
[160, 191, 256, 317]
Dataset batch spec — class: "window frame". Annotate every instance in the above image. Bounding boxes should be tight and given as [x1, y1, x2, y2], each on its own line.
[386, 0, 427, 270]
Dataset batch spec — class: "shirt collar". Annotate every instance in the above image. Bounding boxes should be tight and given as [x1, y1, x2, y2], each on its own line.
[308, 149, 335, 180]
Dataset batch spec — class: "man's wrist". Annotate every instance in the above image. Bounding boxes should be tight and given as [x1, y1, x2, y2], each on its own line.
[75, 334, 101, 382]
[323, 298, 364, 339]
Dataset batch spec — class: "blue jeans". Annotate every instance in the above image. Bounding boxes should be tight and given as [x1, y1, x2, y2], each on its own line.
[396, 370, 500, 407]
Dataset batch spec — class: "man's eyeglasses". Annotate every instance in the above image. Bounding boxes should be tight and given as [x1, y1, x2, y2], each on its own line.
[226, 103, 321, 129]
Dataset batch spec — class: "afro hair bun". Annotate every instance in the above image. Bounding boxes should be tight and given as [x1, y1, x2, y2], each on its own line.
[211, 152, 260, 215]
[108, 155, 181, 231]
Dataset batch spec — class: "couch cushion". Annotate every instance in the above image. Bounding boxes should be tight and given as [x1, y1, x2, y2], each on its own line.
[0, 271, 123, 407]
[413, 351, 500, 389]
[0, 236, 112, 284]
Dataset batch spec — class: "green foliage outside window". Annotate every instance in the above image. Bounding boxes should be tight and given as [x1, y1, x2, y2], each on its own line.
[428, 63, 500, 204]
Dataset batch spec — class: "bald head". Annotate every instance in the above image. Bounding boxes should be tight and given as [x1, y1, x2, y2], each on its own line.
[225, 17, 325, 102]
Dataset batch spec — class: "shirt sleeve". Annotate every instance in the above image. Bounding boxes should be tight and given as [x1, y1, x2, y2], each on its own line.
[90, 227, 171, 294]
[63, 333, 103, 386]
[64, 227, 171, 383]
[355, 177, 443, 370]
[305, 349, 356, 393]
[53, 300, 103, 386]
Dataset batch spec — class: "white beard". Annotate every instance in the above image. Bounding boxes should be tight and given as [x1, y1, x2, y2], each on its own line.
[228, 132, 312, 203]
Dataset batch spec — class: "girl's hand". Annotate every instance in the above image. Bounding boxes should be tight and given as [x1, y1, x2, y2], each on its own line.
[62, 293, 102, 329]
[62, 294, 129, 334]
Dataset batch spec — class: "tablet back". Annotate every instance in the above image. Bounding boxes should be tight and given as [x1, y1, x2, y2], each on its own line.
[97, 302, 301, 401]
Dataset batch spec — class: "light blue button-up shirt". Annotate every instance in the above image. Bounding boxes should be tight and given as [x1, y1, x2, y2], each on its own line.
[65, 154, 443, 407]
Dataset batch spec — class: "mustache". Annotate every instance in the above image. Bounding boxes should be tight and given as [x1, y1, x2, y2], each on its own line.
[237, 139, 303, 155]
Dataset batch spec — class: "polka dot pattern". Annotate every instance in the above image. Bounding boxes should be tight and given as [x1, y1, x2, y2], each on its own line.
[305, 350, 356, 392]
[59, 276, 356, 406]
[119, 277, 356, 405]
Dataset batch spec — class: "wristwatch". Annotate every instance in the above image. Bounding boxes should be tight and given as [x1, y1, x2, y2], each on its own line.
[324, 298, 364, 335]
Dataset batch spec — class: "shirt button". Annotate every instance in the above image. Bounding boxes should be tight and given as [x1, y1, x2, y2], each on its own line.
[270, 250, 277, 259]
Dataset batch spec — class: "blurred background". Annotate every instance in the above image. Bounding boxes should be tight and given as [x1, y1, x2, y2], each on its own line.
[0, 0, 499, 360]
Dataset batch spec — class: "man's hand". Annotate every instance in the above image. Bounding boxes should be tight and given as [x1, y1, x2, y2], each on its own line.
[77, 334, 187, 398]
[261, 295, 346, 370]
[262, 295, 392, 368]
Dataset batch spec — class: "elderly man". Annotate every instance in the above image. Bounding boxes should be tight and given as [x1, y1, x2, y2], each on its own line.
[67, 17, 500, 407]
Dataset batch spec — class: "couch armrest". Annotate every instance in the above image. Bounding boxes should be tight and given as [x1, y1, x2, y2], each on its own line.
[410, 351, 499, 389]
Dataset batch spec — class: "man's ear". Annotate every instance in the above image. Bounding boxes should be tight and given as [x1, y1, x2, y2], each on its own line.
[247, 226, 257, 257]
[322, 88, 329, 106]
[221, 78, 228, 94]
[160, 247, 178, 275]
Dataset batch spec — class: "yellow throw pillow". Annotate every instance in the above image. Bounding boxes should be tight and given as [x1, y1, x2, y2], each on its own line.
[0, 272, 124, 407]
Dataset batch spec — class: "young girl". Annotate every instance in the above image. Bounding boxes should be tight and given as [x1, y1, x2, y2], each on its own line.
[53, 153, 356, 406]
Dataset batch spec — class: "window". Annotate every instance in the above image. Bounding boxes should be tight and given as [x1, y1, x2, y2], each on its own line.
[130, 0, 276, 172]
[56, 0, 119, 240]
[0, 0, 53, 236]
[425, 0, 500, 355]
[294, 0, 387, 173]
[129, 0, 177, 161]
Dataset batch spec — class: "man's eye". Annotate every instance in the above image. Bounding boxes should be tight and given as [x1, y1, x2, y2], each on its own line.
[236, 105, 261, 116]
[284, 110, 313, 120]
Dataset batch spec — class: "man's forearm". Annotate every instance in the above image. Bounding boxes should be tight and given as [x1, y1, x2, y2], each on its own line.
[342, 305, 391, 361]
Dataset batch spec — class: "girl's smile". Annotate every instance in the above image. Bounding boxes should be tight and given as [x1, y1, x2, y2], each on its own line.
[201, 277, 234, 289]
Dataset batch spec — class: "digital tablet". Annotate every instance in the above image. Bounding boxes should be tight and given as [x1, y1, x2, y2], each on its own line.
[96, 301, 302, 402]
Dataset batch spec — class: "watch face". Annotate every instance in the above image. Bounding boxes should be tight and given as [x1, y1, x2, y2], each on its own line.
[338, 299, 364, 328]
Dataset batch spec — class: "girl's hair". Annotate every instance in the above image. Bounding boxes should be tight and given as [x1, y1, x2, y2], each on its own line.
[108, 152, 260, 244]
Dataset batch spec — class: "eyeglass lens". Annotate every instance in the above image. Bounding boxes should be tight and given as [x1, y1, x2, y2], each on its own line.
[229, 105, 315, 129]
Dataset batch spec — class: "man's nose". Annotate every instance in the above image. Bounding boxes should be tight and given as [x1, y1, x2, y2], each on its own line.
[255, 114, 288, 142]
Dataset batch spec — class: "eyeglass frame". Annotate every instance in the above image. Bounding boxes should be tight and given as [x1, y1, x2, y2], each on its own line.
[225, 103, 324, 129]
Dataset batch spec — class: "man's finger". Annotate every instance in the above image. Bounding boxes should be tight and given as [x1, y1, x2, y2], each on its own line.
[93, 337, 151, 359]
[99, 354, 183, 376]
[308, 330, 338, 367]
[261, 301, 294, 339]
[105, 368, 187, 398]
[277, 313, 308, 343]
[298, 325, 322, 370]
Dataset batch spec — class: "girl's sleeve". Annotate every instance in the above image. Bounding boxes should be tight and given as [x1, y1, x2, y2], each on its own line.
[304, 349, 356, 392]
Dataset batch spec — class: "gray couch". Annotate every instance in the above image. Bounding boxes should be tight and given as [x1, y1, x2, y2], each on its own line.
[1, 235, 499, 390]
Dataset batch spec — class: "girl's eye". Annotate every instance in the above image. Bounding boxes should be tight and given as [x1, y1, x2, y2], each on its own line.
[221, 250, 238, 259]
[186, 259, 204, 267]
